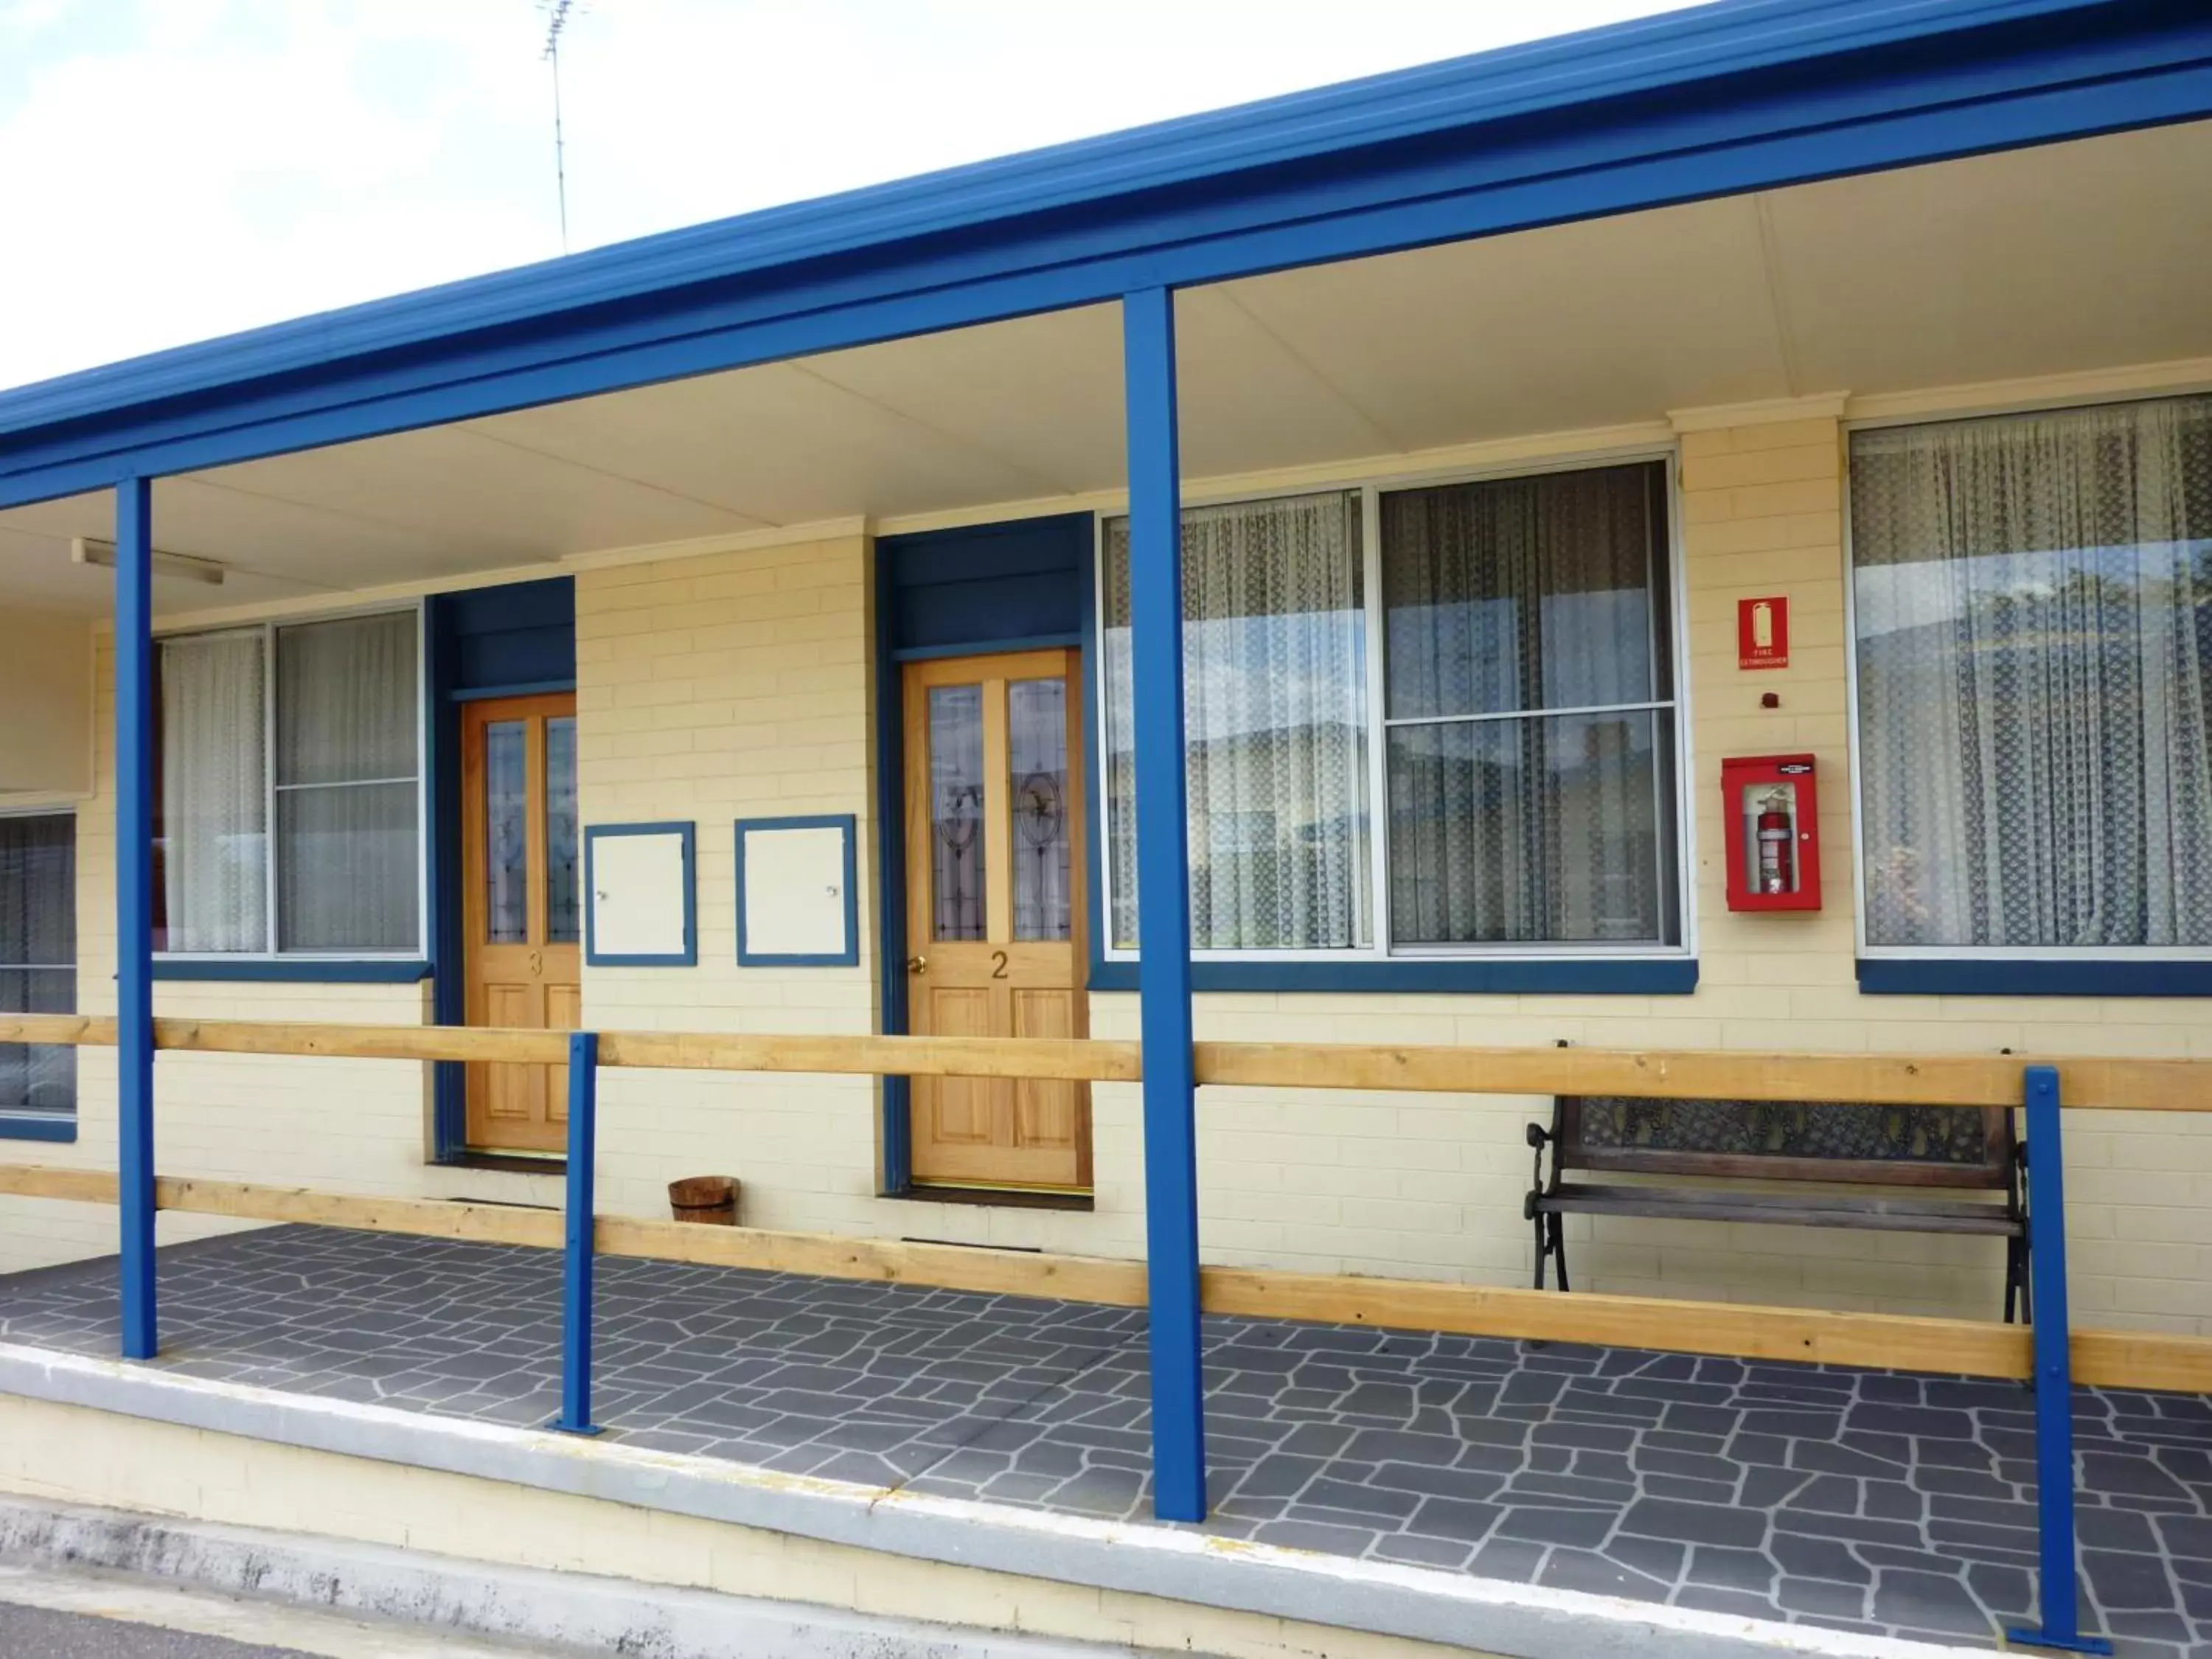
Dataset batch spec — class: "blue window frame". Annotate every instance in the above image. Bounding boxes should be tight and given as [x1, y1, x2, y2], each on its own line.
[0, 812, 76, 1141]
[152, 605, 427, 968]
[1094, 457, 1691, 989]
[736, 815, 859, 967]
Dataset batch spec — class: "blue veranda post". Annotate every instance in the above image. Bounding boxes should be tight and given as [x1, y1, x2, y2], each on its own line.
[554, 1029, 604, 1436]
[115, 476, 158, 1360]
[2006, 1064, 2111, 1654]
[1121, 285, 1207, 1523]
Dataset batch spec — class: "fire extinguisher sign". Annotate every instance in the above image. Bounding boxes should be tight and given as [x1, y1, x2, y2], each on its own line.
[1738, 595, 1789, 669]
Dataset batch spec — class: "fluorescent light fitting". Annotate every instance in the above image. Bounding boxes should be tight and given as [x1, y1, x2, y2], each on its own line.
[70, 536, 226, 587]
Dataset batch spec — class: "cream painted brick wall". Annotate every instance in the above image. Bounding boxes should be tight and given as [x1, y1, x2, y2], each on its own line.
[576, 536, 888, 1238]
[10, 420, 2211, 1335]
[571, 535, 1150, 1259]
[559, 458, 2212, 1332]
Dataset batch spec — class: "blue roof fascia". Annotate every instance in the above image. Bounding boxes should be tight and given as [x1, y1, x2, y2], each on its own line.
[1, 0, 2208, 511]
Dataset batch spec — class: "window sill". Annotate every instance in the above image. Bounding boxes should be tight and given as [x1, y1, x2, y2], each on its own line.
[1856, 958, 2212, 998]
[152, 959, 432, 984]
[0, 1116, 77, 1143]
[1087, 957, 1696, 995]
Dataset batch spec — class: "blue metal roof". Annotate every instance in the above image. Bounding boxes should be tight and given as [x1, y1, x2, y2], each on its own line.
[2, 0, 2208, 509]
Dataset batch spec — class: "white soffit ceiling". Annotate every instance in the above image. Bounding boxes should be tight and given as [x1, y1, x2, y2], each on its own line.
[0, 119, 2205, 618]
[1763, 123, 2212, 392]
[1208, 194, 1792, 453]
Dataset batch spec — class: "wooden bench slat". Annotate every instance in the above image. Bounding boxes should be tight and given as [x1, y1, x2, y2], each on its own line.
[1538, 1181, 2023, 1236]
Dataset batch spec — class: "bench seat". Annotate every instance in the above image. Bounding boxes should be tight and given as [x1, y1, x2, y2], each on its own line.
[1526, 1094, 2028, 1320]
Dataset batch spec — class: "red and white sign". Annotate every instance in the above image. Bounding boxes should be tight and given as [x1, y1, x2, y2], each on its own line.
[1738, 596, 1789, 669]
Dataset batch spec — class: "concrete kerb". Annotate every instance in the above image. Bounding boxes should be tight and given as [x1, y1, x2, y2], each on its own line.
[0, 1494, 1170, 1659]
[0, 1342, 1989, 1659]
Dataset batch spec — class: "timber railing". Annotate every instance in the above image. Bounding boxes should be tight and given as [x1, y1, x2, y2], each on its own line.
[0, 1012, 2203, 1652]
[1, 1012, 2204, 1104]
[0, 1012, 2202, 1383]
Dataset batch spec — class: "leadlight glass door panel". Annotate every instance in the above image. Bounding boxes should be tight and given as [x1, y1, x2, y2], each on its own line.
[902, 650, 1090, 1193]
[462, 692, 581, 1155]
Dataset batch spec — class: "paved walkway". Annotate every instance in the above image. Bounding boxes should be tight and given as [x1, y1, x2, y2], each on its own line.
[3, 1228, 2210, 1657]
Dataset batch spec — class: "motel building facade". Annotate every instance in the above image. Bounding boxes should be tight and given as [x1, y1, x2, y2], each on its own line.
[0, 4, 2209, 1657]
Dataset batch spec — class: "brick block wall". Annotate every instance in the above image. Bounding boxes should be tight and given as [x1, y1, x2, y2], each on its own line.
[7, 417, 2211, 1334]
[574, 535, 885, 1236]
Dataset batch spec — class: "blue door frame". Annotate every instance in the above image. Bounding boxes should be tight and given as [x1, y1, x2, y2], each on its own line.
[425, 582, 577, 1162]
[870, 514, 1092, 1195]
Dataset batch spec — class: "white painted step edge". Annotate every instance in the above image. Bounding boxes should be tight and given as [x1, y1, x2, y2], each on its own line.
[0, 1341, 1995, 1659]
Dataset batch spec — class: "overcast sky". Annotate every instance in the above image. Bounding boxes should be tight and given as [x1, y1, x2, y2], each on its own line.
[0, 0, 1689, 393]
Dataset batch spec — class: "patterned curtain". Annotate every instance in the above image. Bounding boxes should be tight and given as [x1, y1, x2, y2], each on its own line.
[1853, 396, 2212, 947]
[1104, 492, 1369, 950]
[1380, 464, 1672, 945]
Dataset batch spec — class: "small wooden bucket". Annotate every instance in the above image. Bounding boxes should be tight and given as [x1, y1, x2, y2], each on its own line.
[668, 1175, 740, 1225]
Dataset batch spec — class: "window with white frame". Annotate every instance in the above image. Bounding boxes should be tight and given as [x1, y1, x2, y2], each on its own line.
[0, 814, 74, 1123]
[155, 609, 422, 957]
[1851, 394, 2212, 952]
[1100, 459, 1683, 957]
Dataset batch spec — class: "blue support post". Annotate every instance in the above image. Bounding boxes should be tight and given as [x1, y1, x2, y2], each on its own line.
[1121, 285, 1206, 1523]
[2006, 1064, 2111, 1655]
[114, 476, 158, 1362]
[552, 1030, 603, 1436]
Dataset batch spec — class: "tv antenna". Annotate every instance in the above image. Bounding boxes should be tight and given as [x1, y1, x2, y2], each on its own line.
[540, 1, 580, 254]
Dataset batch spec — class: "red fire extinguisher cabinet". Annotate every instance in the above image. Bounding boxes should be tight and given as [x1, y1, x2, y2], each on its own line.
[1722, 754, 1821, 911]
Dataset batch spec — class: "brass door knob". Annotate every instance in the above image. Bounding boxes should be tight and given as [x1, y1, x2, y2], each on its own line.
[907, 955, 928, 975]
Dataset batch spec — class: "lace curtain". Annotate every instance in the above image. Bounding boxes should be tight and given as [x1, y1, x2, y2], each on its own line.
[161, 629, 268, 953]
[1853, 395, 2212, 947]
[1381, 464, 1673, 945]
[1104, 491, 1370, 950]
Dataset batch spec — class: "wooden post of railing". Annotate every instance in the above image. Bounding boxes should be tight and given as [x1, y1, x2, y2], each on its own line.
[115, 475, 159, 1362]
[551, 1031, 603, 1437]
[1123, 282, 1207, 1525]
[2008, 1064, 2111, 1655]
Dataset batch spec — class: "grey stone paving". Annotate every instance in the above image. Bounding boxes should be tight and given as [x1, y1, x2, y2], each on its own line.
[4, 1228, 2211, 1658]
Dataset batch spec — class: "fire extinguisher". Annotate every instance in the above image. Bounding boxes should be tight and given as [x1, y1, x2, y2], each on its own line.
[1756, 789, 1795, 894]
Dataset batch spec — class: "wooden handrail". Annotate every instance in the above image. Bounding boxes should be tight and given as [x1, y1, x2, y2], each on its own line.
[1196, 1042, 2212, 1112]
[0, 1017, 1144, 1081]
[596, 1029, 1143, 1082]
[0, 1013, 2206, 1107]
[0, 1161, 2204, 1391]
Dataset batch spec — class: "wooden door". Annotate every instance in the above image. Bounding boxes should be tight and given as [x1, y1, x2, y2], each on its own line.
[462, 693, 582, 1155]
[904, 650, 1091, 1192]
